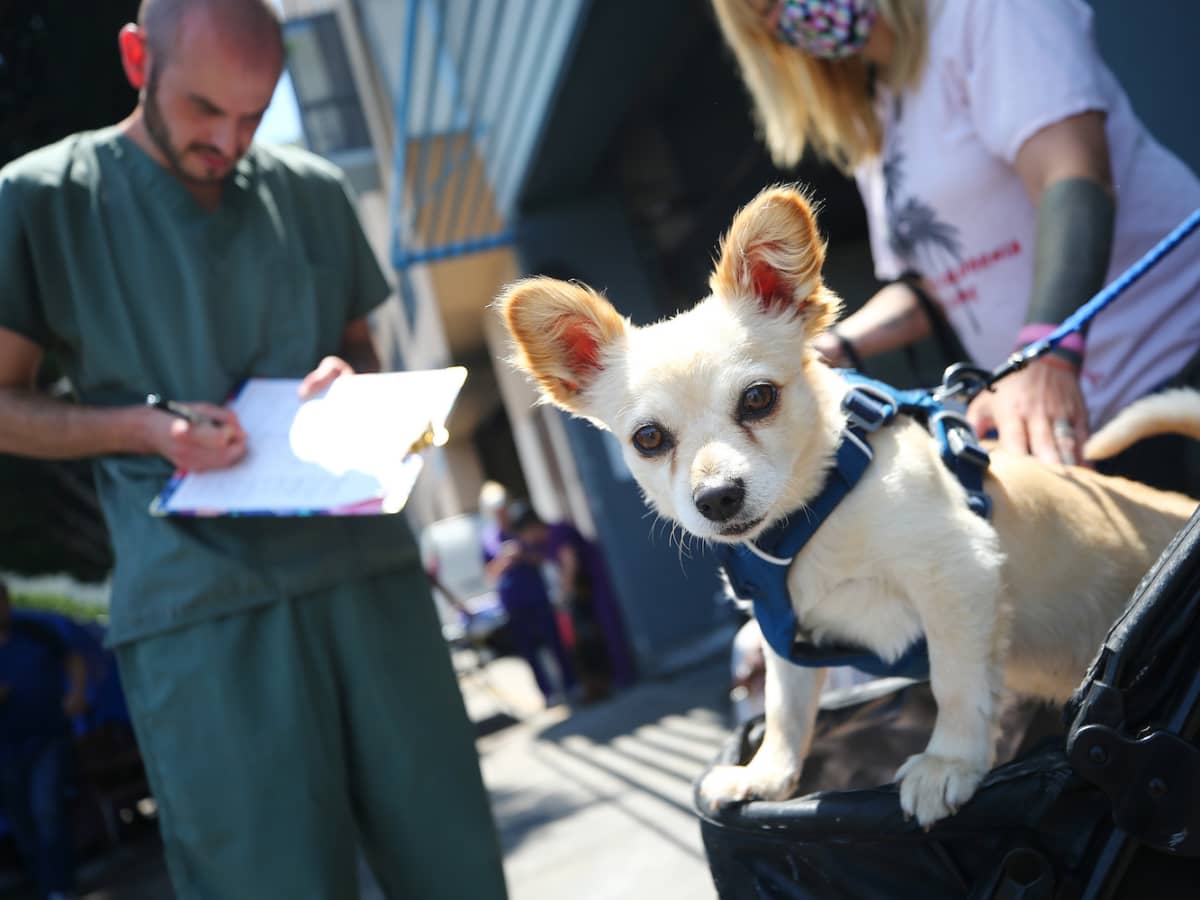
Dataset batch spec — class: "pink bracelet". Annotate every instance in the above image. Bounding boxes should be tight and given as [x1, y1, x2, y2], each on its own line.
[1016, 324, 1085, 354]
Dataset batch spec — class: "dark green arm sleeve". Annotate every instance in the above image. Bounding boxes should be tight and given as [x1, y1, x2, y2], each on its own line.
[1026, 176, 1115, 339]
[336, 176, 393, 323]
[0, 176, 49, 345]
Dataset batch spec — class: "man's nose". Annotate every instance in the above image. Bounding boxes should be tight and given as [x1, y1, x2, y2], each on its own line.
[211, 121, 238, 158]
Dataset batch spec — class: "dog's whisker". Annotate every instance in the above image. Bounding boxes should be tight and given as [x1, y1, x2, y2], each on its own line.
[676, 526, 695, 563]
[676, 528, 696, 570]
[644, 511, 670, 548]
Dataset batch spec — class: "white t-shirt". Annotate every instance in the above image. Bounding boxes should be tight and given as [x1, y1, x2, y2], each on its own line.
[855, 0, 1200, 428]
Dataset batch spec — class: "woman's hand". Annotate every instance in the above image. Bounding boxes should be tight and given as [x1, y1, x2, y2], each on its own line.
[813, 280, 933, 367]
[967, 356, 1088, 465]
[812, 331, 849, 367]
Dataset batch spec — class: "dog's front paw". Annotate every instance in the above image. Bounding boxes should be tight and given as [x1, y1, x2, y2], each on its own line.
[698, 763, 799, 812]
[895, 753, 985, 827]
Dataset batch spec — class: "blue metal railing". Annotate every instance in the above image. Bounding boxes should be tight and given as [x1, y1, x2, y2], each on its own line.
[390, 0, 579, 273]
[385, 0, 589, 326]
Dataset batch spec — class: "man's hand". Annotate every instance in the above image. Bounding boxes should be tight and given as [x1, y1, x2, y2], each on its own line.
[299, 355, 355, 399]
[967, 356, 1089, 466]
[144, 404, 247, 472]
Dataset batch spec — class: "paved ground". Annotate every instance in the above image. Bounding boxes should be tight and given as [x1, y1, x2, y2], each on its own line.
[470, 654, 732, 900]
[0, 647, 735, 900]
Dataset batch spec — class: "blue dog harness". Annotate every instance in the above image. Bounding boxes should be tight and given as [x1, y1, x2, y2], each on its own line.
[715, 372, 992, 680]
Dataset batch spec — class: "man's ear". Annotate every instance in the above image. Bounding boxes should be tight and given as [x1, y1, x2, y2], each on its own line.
[710, 185, 842, 337]
[118, 24, 148, 91]
[496, 277, 628, 415]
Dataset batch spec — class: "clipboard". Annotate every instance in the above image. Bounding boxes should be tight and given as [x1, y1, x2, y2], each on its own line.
[150, 367, 467, 517]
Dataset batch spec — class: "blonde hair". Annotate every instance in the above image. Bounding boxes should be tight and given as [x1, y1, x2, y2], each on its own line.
[711, 0, 928, 171]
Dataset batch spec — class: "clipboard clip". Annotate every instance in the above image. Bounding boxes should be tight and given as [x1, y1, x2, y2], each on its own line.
[407, 420, 450, 457]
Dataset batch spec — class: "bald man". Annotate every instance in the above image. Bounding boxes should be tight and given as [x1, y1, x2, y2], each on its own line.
[0, 2, 508, 897]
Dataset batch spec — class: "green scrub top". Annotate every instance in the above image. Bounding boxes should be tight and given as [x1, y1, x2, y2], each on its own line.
[0, 128, 420, 645]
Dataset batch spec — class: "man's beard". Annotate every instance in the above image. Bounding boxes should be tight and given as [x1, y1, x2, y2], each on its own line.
[143, 66, 231, 185]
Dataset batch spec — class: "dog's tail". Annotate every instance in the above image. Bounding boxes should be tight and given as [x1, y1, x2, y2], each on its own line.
[1084, 388, 1200, 461]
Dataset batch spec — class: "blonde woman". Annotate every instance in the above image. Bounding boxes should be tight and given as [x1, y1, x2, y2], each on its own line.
[713, 0, 1200, 494]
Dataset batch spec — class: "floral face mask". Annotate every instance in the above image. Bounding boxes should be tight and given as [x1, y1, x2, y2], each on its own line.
[771, 0, 878, 59]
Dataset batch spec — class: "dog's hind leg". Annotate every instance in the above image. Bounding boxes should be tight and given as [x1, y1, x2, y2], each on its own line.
[698, 640, 825, 809]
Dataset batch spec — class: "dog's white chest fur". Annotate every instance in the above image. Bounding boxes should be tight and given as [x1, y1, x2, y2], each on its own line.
[781, 418, 998, 664]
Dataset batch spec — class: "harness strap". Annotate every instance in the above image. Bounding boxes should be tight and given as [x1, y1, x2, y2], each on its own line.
[719, 424, 909, 671]
[843, 372, 992, 519]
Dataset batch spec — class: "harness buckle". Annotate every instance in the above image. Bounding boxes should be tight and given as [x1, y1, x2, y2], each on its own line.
[841, 385, 896, 433]
[966, 491, 993, 519]
[946, 425, 990, 470]
[937, 413, 993, 519]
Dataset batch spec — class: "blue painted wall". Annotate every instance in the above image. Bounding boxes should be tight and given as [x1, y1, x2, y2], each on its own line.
[1088, 0, 1200, 176]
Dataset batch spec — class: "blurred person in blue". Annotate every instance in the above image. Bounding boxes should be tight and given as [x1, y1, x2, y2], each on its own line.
[712, 0, 1200, 495]
[479, 482, 577, 705]
[0, 582, 88, 900]
[0, 1, 508, 897]
[509, 502, 637, 703]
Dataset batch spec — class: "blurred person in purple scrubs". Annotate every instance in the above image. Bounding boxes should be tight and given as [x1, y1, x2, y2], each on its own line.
[510, 502, 636, 703]
[478, 483, 576, 706]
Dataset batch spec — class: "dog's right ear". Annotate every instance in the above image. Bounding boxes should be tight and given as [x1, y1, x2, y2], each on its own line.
[496, 277, 628, 415]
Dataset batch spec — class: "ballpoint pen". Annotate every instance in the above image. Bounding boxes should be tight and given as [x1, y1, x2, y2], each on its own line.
[145, 393, 225, 428]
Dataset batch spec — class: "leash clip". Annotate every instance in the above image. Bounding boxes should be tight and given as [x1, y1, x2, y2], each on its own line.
[933, 362, 994, 404]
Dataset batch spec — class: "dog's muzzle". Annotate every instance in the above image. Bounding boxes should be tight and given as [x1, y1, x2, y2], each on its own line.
[694, 479, 745, 523]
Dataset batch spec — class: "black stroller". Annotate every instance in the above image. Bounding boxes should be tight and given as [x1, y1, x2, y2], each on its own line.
[696, 506, 1200, 899]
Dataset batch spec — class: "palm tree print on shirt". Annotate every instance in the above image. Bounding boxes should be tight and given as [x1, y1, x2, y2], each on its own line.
[881, 111, 981, 331]
[883, 142, 961, 274]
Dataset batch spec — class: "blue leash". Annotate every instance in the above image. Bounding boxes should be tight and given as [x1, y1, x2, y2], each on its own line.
[935, 207, 1200, 403]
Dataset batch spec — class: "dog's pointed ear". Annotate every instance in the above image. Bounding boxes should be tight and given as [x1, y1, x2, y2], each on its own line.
[710, 186, 841, 336]
[497, 277, 628, 415]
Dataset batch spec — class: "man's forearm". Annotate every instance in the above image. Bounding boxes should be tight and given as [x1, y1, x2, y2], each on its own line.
[0, 387, 153, 459]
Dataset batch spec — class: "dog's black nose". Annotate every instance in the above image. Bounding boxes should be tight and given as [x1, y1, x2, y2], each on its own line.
[694, 481, 745, 522]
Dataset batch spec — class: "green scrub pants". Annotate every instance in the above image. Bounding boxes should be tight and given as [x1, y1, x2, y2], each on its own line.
[116, 569, 508, 900]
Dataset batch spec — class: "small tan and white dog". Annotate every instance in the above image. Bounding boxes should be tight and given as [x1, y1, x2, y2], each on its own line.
[496, 186, 1200, 826]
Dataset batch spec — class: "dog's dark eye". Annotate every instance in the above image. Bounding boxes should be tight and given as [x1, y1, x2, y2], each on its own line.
[632, 423, 673, 456]
[739, 382, 778, 420]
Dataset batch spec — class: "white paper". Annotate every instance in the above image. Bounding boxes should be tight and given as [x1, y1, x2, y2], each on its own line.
[153, 368, 466, 516]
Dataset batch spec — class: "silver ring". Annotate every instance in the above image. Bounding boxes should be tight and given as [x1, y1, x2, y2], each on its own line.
[1052, 418, 1074, 439]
